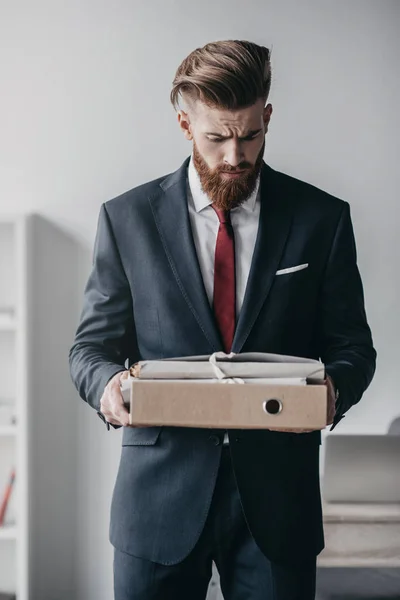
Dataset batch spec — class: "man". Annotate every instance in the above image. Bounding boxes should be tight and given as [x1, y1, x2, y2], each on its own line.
[69, 40, 376, 600]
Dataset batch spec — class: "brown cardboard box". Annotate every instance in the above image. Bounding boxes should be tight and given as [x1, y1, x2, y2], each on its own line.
[127, 380, 327, 430]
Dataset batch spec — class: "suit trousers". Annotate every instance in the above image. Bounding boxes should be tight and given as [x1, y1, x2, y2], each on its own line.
[113, 445, 317, 600]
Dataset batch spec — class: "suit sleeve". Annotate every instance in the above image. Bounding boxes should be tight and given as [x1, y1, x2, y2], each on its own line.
[318, 202, 376, 430]
[69, 203, 137, 418]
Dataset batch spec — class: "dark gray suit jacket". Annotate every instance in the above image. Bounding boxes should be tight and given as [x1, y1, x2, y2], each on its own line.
[69, 157, 376, 565]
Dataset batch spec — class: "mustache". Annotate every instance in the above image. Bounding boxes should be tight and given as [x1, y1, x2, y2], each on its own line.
[217, 165, 251, 173]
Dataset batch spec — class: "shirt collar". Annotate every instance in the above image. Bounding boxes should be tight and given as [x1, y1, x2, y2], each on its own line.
[188, 154, 260, 214]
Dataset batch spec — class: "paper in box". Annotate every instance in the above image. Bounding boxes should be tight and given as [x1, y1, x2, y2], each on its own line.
[120, 352, 328, 430]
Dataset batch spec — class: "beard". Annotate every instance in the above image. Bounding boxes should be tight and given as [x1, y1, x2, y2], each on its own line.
[192, 139, 265, 211]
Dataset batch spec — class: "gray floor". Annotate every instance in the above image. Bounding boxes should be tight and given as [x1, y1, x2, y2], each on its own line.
[206, 567, 400, 599]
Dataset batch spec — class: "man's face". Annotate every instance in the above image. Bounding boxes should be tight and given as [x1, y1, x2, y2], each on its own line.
[178, 98, 272, 210]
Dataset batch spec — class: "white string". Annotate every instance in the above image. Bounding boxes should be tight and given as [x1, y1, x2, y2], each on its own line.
[208, 351, 245, 384]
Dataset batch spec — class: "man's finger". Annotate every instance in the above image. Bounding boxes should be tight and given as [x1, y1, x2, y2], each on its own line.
[109, 380, 130, 426]
[111, 402, 130, 427]
[104, 415, 123, 426]
[324, 376, 336, 426]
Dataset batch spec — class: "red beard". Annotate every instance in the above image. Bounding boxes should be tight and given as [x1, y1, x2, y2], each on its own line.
[192, 139, 265, 211]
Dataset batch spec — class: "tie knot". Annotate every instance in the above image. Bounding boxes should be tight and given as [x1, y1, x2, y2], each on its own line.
[212, 205, 231, 224]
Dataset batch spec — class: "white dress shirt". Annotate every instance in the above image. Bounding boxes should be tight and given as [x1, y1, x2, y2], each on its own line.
[187, 155, 261, 318]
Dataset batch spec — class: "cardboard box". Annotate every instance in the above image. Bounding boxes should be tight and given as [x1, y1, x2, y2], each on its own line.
[126, 380, 327, 430]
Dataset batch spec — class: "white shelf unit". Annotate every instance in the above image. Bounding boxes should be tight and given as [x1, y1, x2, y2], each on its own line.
[0, 316, 18, 331]
[0, 526, 17, 541]
[0, 426, 18, 437]
[0, 217, 26, 599]
[0, 215, 79, 600]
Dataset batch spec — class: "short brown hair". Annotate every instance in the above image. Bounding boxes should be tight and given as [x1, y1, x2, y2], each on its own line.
[170, 40, 271, 111]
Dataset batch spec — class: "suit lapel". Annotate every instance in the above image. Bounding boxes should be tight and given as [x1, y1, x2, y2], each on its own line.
[149, 157, 222, 351]
[232, 163, 293, 353]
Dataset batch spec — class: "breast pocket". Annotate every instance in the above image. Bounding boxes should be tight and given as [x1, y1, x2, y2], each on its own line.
[273, 262, 311, 294]
[269, 261, 316, 320]
[275, 263, 309, 277]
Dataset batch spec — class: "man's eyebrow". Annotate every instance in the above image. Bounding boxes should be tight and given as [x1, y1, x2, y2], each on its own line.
[205, 129, 262, 138]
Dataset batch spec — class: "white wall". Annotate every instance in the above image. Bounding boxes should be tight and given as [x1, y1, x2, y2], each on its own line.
[1, 1, 399, 598]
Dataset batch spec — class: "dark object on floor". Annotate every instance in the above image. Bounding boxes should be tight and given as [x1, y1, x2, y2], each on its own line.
[388, 416, 400, 435]
[316, 567, 400, 599]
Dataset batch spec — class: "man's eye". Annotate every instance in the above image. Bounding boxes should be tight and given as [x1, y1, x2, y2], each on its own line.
[208, 136, 257, 143]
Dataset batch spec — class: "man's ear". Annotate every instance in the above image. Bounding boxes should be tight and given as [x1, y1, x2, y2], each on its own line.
[177, 110, 193, 141]
[264, 103, 273, 133]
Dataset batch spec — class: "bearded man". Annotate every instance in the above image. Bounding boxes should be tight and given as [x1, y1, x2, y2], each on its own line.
[69, 40, 376, 600]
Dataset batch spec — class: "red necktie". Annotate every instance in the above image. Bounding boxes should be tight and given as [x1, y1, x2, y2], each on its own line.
[212, 206, 236, 353]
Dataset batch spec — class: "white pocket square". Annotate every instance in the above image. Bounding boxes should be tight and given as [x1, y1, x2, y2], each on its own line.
[276, 263, 309, 276]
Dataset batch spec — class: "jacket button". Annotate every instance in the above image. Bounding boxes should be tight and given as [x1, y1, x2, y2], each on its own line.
[208, 434, 221, 446]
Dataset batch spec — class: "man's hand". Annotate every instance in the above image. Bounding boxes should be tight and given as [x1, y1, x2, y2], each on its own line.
[325, 374, 336, 426]
[266, 375, 337, 434]
[100, 370, 131, 427]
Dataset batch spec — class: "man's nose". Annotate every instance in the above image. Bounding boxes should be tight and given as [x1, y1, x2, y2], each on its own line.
[223, 142, 245, 168]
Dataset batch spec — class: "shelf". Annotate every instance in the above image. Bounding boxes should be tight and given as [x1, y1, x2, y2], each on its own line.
[0, 426, 17, 437]
[0, 315, 17, 331]
[0, 525, 17, 541]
